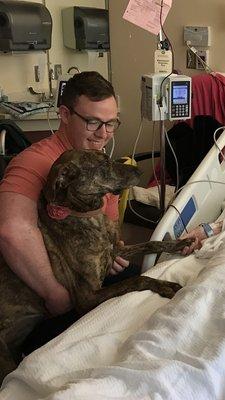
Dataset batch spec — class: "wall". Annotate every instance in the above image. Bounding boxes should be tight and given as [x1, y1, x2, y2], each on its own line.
[109, 0, 225, 182]
[0, 0, 108, 102]
[1, 0, 225, 175]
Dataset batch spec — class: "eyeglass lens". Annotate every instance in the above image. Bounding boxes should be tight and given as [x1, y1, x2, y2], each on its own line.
[87, 120, 120, 133]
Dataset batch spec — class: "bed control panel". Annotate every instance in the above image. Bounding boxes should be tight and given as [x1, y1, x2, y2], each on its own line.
[173, 196, 197, 238]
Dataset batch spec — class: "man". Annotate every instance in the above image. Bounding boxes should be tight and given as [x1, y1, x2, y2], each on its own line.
[0, 71, 129, 321]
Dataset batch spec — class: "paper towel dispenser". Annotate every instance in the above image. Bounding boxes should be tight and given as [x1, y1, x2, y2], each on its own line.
[61, 6, 110, 51]
[0, 0, 52, 52]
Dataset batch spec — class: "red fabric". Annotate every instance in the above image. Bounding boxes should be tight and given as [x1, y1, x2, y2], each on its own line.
[147, 163, 173, 188]
[188, 72, 225, 127]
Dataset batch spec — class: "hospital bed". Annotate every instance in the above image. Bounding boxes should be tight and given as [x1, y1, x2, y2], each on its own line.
[143, 127, 225, 270]
[1, 130, 225, 400]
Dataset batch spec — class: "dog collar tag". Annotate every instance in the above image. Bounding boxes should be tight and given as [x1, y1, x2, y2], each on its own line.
[47, 204, 71, 220]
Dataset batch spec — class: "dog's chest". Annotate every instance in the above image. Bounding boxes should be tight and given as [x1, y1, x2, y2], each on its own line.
[40, 212, 119, 284]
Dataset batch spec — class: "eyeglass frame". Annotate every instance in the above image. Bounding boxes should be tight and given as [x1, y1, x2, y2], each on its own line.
[69, 108, 121, 133]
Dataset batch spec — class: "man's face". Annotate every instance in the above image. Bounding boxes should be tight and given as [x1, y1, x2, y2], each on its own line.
[59, 95, 118, 151]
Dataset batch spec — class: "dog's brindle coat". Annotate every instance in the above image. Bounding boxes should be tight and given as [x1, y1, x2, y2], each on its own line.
[0, 149, 192, 383]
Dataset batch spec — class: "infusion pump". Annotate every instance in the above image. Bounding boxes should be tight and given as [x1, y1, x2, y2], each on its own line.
[141, 73, 192, 121]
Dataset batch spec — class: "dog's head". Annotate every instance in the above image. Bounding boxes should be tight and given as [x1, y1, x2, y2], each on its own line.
[43, 149, 141, 212]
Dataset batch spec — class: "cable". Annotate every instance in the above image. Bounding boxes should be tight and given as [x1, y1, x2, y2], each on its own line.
[131, 119, 143, 163]
[169, 179, 225, 208]
[109, 135, 115, 158]
[213, 126, 225, 161]
[186, 42, 212, 73]
[46, 102, 56, 135]
[128, 197, 162, 224]
[164, 127, 180, 191]
[166, 178, 225, 235]
[158, 0, 175, 106]
[127, 118, 163, 224]
[169, 204, 189, 234]
[152, 120, 160, 190]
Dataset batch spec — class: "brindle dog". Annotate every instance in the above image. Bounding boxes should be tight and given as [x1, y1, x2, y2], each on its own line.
[0, 149, 192, 383]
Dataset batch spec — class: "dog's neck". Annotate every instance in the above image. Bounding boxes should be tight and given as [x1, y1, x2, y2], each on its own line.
[47, 204, 102, 220]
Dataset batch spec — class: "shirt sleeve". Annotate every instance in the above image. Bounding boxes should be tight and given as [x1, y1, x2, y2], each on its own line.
[0, 150, 53, 202]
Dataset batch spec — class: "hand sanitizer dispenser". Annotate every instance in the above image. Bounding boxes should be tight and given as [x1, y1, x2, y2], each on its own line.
[0, 0, 52, 52]
[61, 6, 110, 51]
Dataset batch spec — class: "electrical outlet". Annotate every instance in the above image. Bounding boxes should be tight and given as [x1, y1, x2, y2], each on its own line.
[196, 50, 209, 70]
[54, 64, 62, 80]
[186, 49, 196, 69]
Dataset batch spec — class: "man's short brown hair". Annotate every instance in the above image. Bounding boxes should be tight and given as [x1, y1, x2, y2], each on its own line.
[61, 71, 115, 111]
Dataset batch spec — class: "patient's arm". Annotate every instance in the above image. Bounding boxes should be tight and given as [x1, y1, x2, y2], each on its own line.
[181, 220, 224, 256]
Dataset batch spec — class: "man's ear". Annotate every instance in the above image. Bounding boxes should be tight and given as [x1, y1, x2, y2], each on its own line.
[59, 105, 71, 124]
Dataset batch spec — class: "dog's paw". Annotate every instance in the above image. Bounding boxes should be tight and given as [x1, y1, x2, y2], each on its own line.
[157, 280, 182, 299]
[172, 238, 195, 252]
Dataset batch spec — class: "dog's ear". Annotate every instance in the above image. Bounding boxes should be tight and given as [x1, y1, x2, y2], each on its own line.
[43, 162, 79, 203]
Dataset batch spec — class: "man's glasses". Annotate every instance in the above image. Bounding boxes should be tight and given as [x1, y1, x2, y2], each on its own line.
[70, 109, 121, 133]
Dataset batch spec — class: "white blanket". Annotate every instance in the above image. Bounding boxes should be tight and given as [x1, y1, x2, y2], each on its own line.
[1, 235, 225, 400]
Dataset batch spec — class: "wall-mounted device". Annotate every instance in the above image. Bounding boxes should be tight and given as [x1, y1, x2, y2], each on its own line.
[183, 26, 211, 47]
[0, 0, 52, 52]
[61, 6, 109, 51]
[54, 74, 72, 112]
[141, 73, 192, 121]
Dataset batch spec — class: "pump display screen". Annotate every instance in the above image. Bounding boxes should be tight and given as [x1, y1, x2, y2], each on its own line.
[170, 80, 191, 119]
[56, 81, 68, 108]
[172, 83, 188, 105]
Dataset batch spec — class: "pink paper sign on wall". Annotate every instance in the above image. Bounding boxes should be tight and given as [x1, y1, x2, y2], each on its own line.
[123, 0, 173, 35]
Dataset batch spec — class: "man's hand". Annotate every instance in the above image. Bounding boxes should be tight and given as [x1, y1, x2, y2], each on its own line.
[109, 240, 129, 275]
[45, 284, 72, 316]
[109, 255, 129, 275]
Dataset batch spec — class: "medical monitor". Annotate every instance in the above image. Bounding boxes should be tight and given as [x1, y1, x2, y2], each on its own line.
[54, 74, 71, 112]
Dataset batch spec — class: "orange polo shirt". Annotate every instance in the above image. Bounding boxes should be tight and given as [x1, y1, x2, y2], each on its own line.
[0, 131, 119, 221]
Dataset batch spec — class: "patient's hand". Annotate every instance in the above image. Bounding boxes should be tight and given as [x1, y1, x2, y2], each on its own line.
[181, 228, 204, 255]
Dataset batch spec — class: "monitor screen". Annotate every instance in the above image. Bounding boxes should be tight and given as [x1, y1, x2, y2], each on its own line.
[56, 80, 68, 108]
[172, 83, 189, 105]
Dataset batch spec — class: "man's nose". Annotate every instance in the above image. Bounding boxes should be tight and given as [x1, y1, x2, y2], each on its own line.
[94, 124, 108, 138]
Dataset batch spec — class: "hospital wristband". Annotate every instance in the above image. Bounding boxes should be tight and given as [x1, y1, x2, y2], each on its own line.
[200, 223, 214, 238]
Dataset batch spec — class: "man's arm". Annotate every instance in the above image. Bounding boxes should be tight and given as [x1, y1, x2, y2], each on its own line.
[0, 192, 72, 315]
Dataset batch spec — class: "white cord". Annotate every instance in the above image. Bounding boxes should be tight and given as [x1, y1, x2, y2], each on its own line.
[109, 135, 115, 158]
[165, 127, 180, 190]
[186, 42, 213, 73]
[0, 129, 6, 155]
[169, 179, 225, 209]
[213, 126, 225, 161]
[131, 119, 143, 163]
[46, 102, 55, 135]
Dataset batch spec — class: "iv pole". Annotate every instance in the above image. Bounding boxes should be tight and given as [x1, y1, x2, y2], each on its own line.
[158, 28, 166, 214]
[159, 119, 166, 213]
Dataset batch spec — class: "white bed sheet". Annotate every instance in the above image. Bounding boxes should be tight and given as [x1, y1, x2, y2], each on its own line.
[1, 234, 225, 400]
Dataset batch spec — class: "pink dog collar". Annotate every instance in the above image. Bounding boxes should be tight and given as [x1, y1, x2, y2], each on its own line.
[47, 204, 71, 220]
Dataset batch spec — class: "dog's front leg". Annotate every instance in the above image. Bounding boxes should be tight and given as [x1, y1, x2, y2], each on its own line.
[116, 238, 193, 259]
[76, 276, 181, 315]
